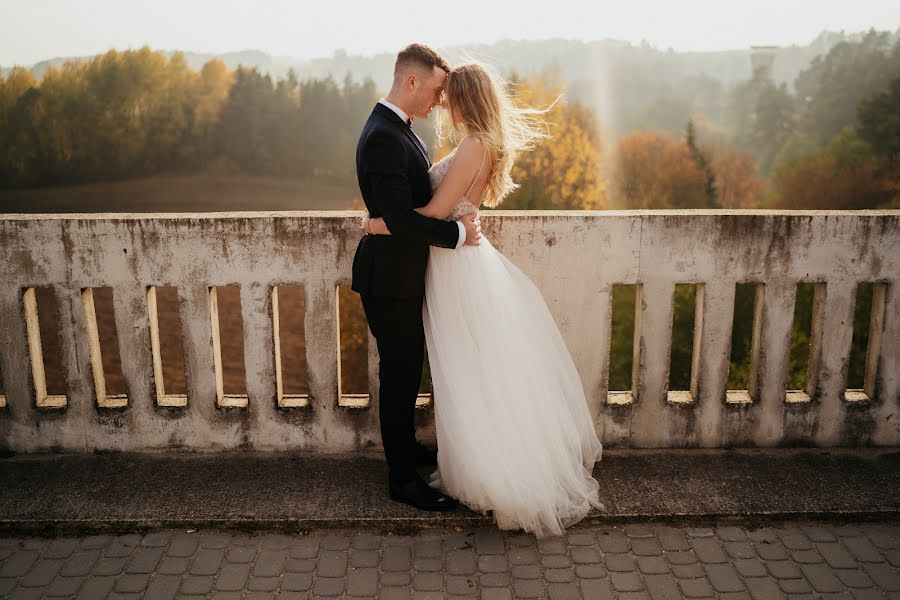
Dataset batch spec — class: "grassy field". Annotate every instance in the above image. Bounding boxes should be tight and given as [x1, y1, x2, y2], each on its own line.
[0, 173, 359, 213]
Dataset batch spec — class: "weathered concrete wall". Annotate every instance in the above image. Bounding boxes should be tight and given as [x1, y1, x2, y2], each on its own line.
[0, 210, 898, 452]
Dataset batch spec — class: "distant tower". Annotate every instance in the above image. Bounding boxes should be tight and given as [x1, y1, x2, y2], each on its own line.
[750, 45, 778, 81]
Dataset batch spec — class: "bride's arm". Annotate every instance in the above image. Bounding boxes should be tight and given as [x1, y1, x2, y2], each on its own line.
[365, 138, 485, 235]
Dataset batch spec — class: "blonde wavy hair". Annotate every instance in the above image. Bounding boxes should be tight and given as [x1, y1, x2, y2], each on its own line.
[438, 62, 557, 207]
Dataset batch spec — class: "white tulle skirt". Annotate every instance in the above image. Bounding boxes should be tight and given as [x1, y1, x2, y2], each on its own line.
[423, 234, 604, 538]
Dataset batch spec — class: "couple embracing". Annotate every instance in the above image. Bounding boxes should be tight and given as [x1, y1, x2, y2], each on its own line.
[352, 43, 603, 538]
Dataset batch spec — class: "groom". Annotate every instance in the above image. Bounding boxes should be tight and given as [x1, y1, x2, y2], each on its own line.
[352, 44, 481, 511]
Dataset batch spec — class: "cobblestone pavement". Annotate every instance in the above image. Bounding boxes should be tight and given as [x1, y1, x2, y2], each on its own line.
[0, 522, 898, 599]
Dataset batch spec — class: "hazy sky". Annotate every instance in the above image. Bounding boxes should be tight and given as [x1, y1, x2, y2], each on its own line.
[2, 0, 899, 66]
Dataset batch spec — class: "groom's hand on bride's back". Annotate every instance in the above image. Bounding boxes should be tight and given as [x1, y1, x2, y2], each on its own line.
[462, 214, 481, 246]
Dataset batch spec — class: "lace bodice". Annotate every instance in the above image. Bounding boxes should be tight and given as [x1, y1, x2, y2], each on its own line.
[428, 153, 480, 221]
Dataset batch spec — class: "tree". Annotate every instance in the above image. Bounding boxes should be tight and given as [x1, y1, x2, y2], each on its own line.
[611, 131, 708, 209]
[705, 143, 765, 208]
[858, 76, 900, 165]
[773, 128, 890, 209]
[685, 119, 717, 207]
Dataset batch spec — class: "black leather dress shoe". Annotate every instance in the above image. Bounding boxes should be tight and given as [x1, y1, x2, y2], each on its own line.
[414, 444, 438, 466]
[389, 476, 458, 512]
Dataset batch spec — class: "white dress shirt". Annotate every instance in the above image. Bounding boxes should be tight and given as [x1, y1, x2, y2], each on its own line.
[378, 98, 466, 249]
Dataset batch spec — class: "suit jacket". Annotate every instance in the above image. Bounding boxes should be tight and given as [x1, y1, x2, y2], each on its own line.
[351, 102, 460, 298]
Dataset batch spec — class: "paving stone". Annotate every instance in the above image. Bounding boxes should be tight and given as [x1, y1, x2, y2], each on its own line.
[144, 573, 180, 599]
[862, 525, 900, 550]
[75, 576, 115, 599]
[631, 538, 662, 556]
[447, 575, 476, 594]
[380, 585, 413, 600]
[512, 578, 542, 598]
[707, 563, 746, 592]
[215, 563, 251, 591]
[656, 527, 690, 551]
[817, 543, 858, 568]
[180, 575, 215, 594]
[574, 563, 607, 578]
[862, 562, 900, 591]
[580, 578, 615, 599]
[835, 568, 874, 588]
[415, 539, 443, 558]
[290, 539, 319, 559]
[610, 571, 644, 592]
[725, 542, 756, 559]
[248, 576, 279, 591]
[566, 532, 595, 546]
[570, 546, 601, 564]
[19, 559, 63, 587]
[384, 546, 413, 571]
[671, 564, 705, 578]
[679, 577, 715, 598]
[141, 531, 172, 547]
[0, 550, 39, 577]
[157, 556, 190, 575]
[665, 550, 698, 565]
[317, 550, 349, 577]
[168, 534, 200, 557]
[510, 565, 541, 579]
[350, 534, 382, 550]
[412, 572, 442, 591]
[351, 549, 380, 568]
[44, 575, 85, 596]
[60, 550, 100, 577]
[312, 575, 345, 596]
[734, 558, 767, 577]
[843, 537, 885, 563]
[383, 571, 413, 586]
[79, 535, 113, 550]
[198, 533, 231, 549]
[478, 555, 508, 572]
[475, 530, 507, 555]
[323, 534, 351, 551]
[606, 553, 636, 571]
[126, 546, 163, 573]
[777, 577, 812, 593]
[756, 540, 790, 561]
[597, 529, 630, 553]
[637, 556, 669, 574]
[190, 548, 225, 575]
[447, 549, 477, 575]
[778, 530, 812, 551]
[281, 572, 313, 591]
[480, 573, 511, 587]
[482, 588, 513, 600]
[285, 557, 316, 572]
[717, 527, 748, 542]
[253, 550, 287, 577]
[115, 573, 150, 593]
[744, 577, 785, 600]
[644, 573, 681, 599]
[540, 554, 571, 569]
[625, 526, 654, 538]
[538, 538, 567, 555]
[44, 539, 79, 559]
[509, 548, 539, 565]
[226, 546, 257, 564]
[93, 556, 128, 575]
[767, 560, 803, 579]
[547, 582, 580, 600]
[685, 528, 714, 538]
[261, 534, 293, 550]
[414, 557, 442, 572]
[691, 538, 728, 564]
[544, 568, 575, 583]
[802, 526, 836, 543]
[791, 549, 824, 564]
[800, 563, 844, 592]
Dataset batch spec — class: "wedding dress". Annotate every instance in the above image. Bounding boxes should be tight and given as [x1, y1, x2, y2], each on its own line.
[423, 150, 604, 538]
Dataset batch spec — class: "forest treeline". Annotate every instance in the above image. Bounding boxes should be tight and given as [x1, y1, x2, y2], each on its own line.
[2, 33, 899, 210]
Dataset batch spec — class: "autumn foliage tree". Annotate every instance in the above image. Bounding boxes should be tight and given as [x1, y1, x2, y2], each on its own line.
[611, 130, 710, 209]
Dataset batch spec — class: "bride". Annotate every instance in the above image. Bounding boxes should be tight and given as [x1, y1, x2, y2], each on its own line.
[362, 62, 603, 538]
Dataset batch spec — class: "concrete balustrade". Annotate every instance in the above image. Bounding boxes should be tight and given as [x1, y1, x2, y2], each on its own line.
[0, 210, 897, 452]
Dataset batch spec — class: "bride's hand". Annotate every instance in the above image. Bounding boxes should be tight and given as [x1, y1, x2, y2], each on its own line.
[360, 211, 372, 234]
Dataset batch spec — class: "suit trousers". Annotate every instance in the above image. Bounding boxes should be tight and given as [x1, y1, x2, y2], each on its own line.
[359, 293, 426, 485]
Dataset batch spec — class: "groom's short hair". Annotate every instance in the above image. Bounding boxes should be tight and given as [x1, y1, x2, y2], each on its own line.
[394, 44, 450, 77]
